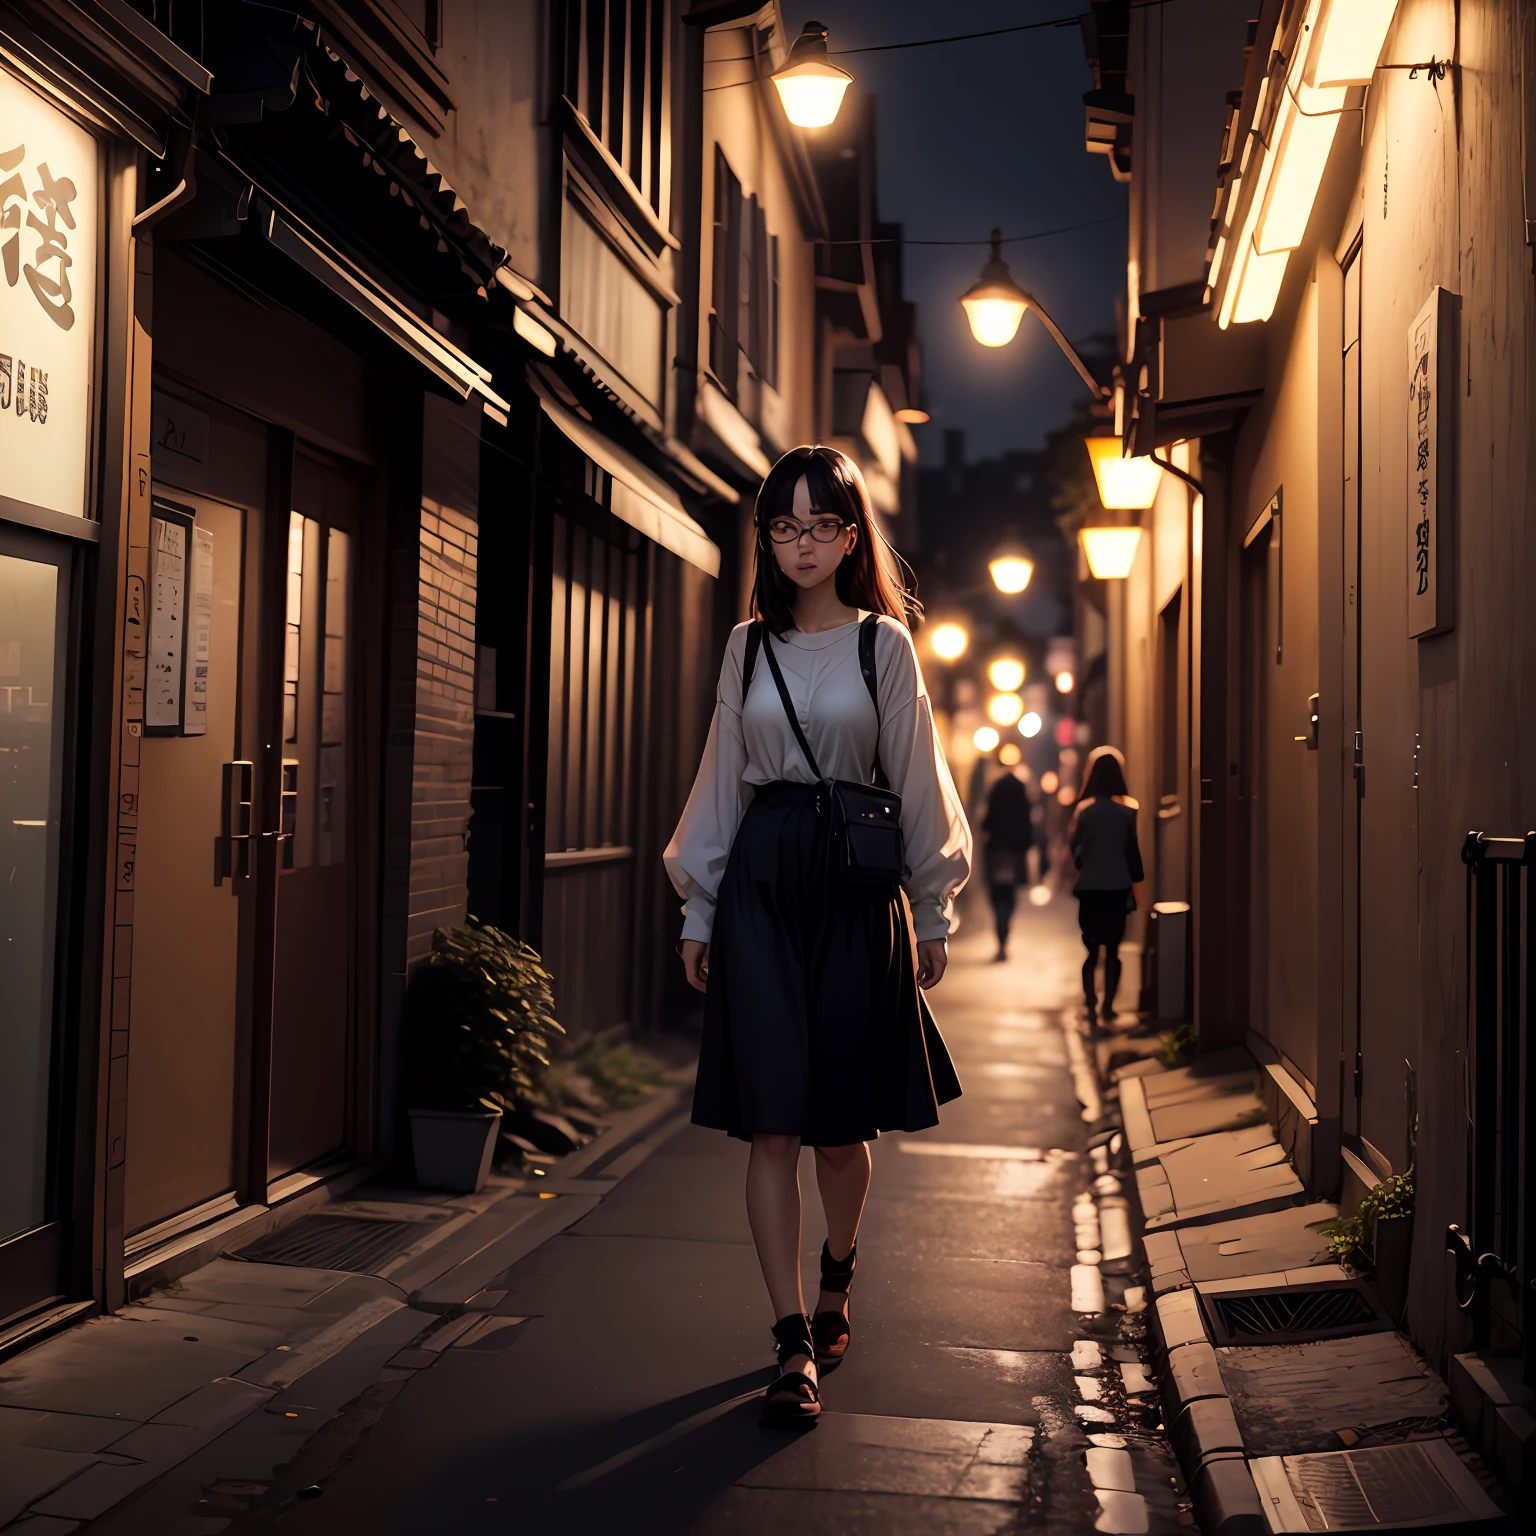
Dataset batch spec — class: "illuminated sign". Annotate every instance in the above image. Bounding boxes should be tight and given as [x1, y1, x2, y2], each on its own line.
[0, 68, 99, 520]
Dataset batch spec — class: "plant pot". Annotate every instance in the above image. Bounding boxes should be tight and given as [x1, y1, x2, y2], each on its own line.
[1369, 1212, 1415, 1322]
[409, 1107, 502, 1194]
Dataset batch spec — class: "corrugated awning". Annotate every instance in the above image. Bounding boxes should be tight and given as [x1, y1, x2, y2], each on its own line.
[263, 206, 510, 413]
[539, 396, 720, 578]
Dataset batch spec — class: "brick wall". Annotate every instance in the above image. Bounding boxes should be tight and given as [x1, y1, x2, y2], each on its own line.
[407, 493, 478, 964]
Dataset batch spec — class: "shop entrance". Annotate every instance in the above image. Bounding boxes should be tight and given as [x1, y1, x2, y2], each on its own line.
[125, 390, 367, 1245]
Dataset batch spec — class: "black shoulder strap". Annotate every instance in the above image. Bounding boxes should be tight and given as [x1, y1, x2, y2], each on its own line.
[742, 620, 763, 700]
[760, 629, 824, 780]
[859, 615, 889, 790]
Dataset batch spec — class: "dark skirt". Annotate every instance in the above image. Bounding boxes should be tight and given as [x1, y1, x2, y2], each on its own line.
[693, 780, 962, 1146]
[1077, 888, 1131, 948]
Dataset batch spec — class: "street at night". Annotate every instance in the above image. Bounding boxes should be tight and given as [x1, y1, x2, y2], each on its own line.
[4, 0, 1536, 1532]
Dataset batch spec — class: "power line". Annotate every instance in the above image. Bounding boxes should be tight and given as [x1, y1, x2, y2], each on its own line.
[813, 214, 1119, 247]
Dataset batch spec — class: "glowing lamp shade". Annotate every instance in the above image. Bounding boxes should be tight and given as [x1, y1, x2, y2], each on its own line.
[989, 554, 1034, 595]
[998, 742, 1023, 767]
[987, 657, 1025, 692]
[930, 622, 969, 661]
[1054, 669, 1075, 694]
[1019, 711, 1043, 739]
[973, 726, 1001, 753]
[1312, 0, 1400, 87]
[1079, 526, 1143, 580]
[1085, 437, 1163, 511]
[1231, 247, 1290, 325]
[986, 692, 1024, 727]
[1256, 105, 1342, 253]
[895, 407, 930, 424]
[961, 230, 1030, 347]
[770, 24, 853, 129]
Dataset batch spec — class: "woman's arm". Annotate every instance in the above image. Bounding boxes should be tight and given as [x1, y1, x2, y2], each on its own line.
[662, 626, 752, 949]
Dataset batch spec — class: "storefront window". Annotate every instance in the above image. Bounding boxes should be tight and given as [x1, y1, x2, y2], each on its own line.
[0, 550, 61, 1244]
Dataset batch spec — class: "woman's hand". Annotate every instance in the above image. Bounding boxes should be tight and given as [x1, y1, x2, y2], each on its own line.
[916, 939, 948, 990]
[680, 939, 710, 993]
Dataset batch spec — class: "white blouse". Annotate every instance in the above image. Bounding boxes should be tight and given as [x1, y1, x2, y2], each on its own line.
[663, 614, 972, 944]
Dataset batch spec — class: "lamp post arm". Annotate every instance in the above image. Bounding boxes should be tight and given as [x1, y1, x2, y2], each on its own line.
[1151, 447, 1205, 496]
[1023, 295, 1111, 400]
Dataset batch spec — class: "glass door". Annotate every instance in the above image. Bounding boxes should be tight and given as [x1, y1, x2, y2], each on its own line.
[0, 523, 72, 1324]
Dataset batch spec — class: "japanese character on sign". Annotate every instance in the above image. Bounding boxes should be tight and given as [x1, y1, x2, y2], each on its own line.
[0, 143, 77, 329]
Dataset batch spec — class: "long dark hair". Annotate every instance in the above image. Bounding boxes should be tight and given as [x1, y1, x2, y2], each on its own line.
[1078, 745, 1129, 803]
[750, 445, 917, 635]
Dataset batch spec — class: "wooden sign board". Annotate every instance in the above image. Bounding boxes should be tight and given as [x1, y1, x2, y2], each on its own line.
[1407, 288, 1457, 638]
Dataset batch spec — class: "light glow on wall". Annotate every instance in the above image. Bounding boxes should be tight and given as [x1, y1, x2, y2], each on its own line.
[1079, 526, 1144, 580]
[1086, 437, 1163, 510]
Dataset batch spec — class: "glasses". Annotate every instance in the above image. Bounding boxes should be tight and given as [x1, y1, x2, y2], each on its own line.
[765, 515, 849, 545]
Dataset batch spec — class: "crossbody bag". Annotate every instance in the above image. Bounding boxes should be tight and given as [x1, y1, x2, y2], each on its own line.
[743, 615, 905, 892]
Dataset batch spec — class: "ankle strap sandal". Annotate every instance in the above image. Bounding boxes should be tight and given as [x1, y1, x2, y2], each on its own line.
[761, 1312, 820, 1428]
[811, 1240, 857, 1367]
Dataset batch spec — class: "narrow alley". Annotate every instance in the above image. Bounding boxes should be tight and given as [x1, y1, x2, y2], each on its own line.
[32, 899, 1185, 1536]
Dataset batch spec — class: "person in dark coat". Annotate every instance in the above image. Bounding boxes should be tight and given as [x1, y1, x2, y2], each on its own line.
[982, 769, 1034, 960]
[1069, 746, 1145, 1021]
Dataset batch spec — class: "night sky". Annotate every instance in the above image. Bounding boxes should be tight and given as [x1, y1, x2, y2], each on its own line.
[782, 0, 1127, 466]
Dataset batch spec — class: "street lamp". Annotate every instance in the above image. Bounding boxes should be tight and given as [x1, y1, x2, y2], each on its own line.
[1079, 526, 1144, 580]
[930, 621, 969, 661]
[961, 232, 1111, 399]
[1085, 437, 1163, 510]
[987, 656, 1025, 692]
[988, 536, 1034, 595]
[987, 692, 1024, 727]
[770, 23, 853, 128]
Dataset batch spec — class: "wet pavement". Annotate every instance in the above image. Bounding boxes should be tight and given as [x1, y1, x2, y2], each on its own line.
[227, 894, 1188, 1535]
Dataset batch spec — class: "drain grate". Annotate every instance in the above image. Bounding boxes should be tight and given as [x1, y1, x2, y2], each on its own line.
[232, 1214, 444, 1273]
[1200, 1279, 1393, 1346]
[1288, 1443, 1475, 1528]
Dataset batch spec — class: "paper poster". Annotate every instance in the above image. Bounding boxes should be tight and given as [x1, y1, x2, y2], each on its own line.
[145, 509, 188, 731]
[183, 525, 213, 736]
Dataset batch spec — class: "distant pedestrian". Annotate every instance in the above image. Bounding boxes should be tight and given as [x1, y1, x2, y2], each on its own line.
[1069, 746, 1144, 1022]
[664, 445, 972, 1429]
[982, 769, 1034, 960]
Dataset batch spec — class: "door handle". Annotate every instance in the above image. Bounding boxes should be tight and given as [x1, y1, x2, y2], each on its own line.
[280, 758, 298, 871]
[219, 761, 253, 880]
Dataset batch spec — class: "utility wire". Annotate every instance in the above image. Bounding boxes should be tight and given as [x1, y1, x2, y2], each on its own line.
[812, 214, 1119, 247]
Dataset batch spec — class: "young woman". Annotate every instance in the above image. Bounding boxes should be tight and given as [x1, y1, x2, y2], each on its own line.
[664, 445, 971, 1428]
[1068, 745, 1145, 1021]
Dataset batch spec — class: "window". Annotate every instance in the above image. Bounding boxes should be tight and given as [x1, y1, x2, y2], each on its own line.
[710, 148, 779, 400]
[563, 0, 671, 213]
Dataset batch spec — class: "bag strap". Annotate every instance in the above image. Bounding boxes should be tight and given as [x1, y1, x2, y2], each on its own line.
[761, 629, 824, 781]
[858, 614, 889, 790]
[742, 620, 763, 700]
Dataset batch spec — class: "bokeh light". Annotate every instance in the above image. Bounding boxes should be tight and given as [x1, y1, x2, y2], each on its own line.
[987, 692, 1024, 726]
[930, 622, 969, 661]
[987, 657, 1026, 692]
[1040, 770, 1060, 795]
[973, 726, 1001, 753]
[1019, 711, 1043, 738]
[998, 742, 1023, 767]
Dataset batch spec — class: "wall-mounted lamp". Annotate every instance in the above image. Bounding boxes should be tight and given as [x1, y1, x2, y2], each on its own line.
[770, 23, 853, 129]
[1085, 437, 1163, 511]
[1079, 526, 1144, 580]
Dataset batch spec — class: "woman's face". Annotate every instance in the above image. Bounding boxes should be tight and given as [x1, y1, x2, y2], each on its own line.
[766, 473, 857, 594]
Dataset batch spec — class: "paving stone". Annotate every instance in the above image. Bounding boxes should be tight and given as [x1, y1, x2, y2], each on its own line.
[1217, 1332, 1450, 1457]
[1149, 1204, 1339, 1292]
[150, 1378, 272, 1429]
[1139, 1126, 1303, 1230]
[20, 1412, 140, 1454]
[0, 1405, 99, 1527]
[1153, 1290, 1208, 1353]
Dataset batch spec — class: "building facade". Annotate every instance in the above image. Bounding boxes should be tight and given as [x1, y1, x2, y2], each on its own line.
[0, 0, 920, 1355]
[1077, 0, 1536, 1498]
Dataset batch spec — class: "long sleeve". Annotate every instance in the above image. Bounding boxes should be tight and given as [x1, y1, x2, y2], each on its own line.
[874, 621, 972, 940]
[1125, 811, 1145, 885]
[662, 627, 751, 943]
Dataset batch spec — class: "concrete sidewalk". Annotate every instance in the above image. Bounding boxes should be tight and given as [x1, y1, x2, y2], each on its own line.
[3, 894, 1189, 1535]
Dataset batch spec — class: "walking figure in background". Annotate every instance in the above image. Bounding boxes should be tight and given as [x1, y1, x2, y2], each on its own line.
[664, 446, 971, 1429]
[1069, 746, 1144, 1022]
[982, 768, 1034, 960]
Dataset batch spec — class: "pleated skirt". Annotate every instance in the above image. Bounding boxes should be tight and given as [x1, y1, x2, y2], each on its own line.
[692, 780, 962, 1147]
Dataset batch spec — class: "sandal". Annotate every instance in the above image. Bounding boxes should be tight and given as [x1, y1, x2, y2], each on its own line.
[760, 1313, 820, 1428]
[811, 1240, 856, 1367]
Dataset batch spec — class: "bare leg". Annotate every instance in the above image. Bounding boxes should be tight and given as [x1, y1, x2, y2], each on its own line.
[746, 1134, 814, 1382]
[813, 1142, 872, 1320]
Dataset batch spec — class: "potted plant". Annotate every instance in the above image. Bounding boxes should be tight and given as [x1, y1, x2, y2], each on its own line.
[402, 918, 563, 1193]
